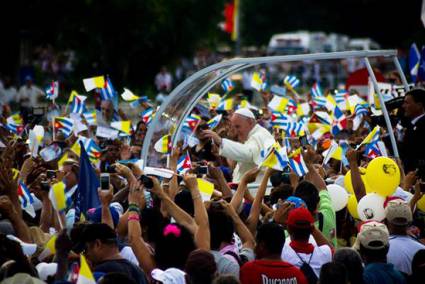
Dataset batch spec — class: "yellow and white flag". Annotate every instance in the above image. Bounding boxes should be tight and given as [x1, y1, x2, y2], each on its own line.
[121, 88, 140, 101]
[196, 178, 214, 201]
[83, 76, 105, 92]
[77, 254, 96, 284]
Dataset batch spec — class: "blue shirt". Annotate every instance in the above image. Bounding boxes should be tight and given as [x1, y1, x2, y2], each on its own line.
[363, 262, 406, 284]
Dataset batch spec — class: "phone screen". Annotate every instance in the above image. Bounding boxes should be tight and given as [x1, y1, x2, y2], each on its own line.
[100, 174, 110, 190]
[299, 135, 308, 147]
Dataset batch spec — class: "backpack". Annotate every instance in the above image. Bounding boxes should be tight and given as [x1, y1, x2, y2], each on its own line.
[296, 252, 318, 284]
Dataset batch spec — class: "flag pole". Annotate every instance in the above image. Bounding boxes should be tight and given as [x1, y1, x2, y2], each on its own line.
[52, 117, 56, 142]
[233, 0, 241, 56]
[364, 58, 399, 158]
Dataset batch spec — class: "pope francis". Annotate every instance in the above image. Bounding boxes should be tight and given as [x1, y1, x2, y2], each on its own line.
[203, 108, 274, 183]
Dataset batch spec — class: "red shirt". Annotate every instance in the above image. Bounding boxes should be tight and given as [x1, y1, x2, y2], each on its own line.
[240, 259, 307, 284]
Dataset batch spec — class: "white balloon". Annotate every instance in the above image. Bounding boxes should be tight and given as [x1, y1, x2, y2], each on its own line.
[327, 184, 349, 211]
[357, 193, 386, 221]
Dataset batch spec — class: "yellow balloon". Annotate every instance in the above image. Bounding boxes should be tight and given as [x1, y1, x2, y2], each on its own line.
[365, 157, 400, 197]
[417, 195, 425, 212]
[347, 194, 359, 219]
[344, 167, 371, 194]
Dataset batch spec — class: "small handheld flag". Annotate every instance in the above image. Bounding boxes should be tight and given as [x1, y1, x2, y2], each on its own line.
[49, 182, 67, 212]
[409, 43, 420, 83]
[284, 75, 300, 90]
[177, 152, 192, 174]
[154, 135, 172, 154]
[259, 143, 288, 171]
[83, 110, 97, 126]
[111, 120, 132, 135]
[121, 88, 140, 101]
[17, 181, 35, 217]
[288, 148, 309, 177]
[45, 81, 59, 100]
[83, 76, 105, 92]
[141, 108, 154, 125]
[311, 82, 323, 98]
[331, 105, 347, 136]
[77, 254, 96, 284]
[196, 178, 214, 201]
[54, 117, 74, 137]
[221, 78, 234, 93]
[206, 114, 222, 130]
[268, 96, 289, 112]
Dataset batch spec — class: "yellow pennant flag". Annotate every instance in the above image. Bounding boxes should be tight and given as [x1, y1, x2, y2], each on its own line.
[207, 93, 221, 109]
[196, 178, 214, 201]
[38, 234, 57, 261]
[77, 254, 96, 284]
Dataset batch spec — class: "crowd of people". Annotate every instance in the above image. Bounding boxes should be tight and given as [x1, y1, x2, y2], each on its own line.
[0, 64, 424, 284]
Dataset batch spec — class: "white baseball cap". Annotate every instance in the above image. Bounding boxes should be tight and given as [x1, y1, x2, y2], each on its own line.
[234, 108, 255, 119]
[6, 235, 37, 256]
[36, 262, 58, 281]
[151, 268, 186, 284]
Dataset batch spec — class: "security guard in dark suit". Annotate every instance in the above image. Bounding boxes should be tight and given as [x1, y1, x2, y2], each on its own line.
[401, 88, 425, 173]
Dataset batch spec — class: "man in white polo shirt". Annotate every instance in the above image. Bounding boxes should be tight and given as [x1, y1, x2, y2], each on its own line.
[202, 108, 274, 183]
[385, 199, 425, 276]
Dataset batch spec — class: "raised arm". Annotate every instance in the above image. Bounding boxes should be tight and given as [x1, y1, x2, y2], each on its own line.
[220, 200, 255, 250]
[150, 177, 198, 234]
[303, 146, 327, 191]
[230, 167, 260, 211]
[98, 185, 114, 229]
[183, 174, 210, 250]
[127, 181, 156, 275]
[246, 168, 273, 234]
[346, 149, 366, 201]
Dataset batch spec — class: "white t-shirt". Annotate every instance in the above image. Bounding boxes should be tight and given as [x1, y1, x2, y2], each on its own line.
[281, 242, 332, 278]
[387, 235, 425, 275]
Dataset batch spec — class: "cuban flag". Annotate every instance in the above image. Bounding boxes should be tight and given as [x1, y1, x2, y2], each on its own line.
[6, 113, 24, 135]
[183, 114, 201, 132]
[334, 90, 348, 105]
[284, 75, 300, 90]
[354, 104, 368, 117]
[54, 117, 74, 137]
[177, 152, 192, 174]
[83, 110, 97, 125]
[271, 112, 289, 128]
[409, 43, 420, 83]
[206, 114, 222, 130]
[310, 82, 323, 98]
[288, 149, 309, 177]
[313, 96, 328, 109]
[100, 76, 118, 108]
[130, 96, 149, 108]
[45, 81, 59, 100]
[18, 181, 36, 217]
[285, 122, 305, 137]
[70, 95, 87, 114]
[141, 108, 154, 125]
[331, 105, 347, 135]
[221, 78, 234, 93]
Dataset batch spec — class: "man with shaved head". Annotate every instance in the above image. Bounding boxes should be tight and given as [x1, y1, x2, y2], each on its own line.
[203, 108, 274, 183]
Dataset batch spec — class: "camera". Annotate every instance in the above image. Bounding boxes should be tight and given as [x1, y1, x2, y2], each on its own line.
[196, 166, 208, 176]
[139, 175, 154, 190]
[47, 170, 56, 179]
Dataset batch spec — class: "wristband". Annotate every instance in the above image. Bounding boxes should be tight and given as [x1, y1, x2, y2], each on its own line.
[128, 214, 140, 222]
